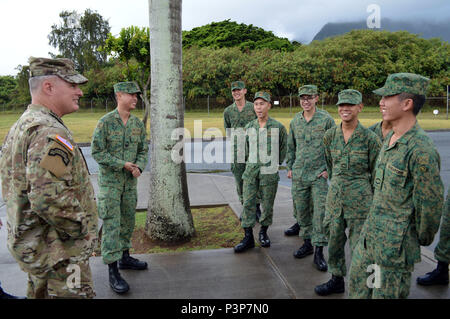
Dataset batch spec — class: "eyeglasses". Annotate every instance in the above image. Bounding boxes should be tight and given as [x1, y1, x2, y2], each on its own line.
[300, 96, 316, 102]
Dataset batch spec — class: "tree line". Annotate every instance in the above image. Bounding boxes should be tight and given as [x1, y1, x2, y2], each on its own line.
[1, 10, 449, 111]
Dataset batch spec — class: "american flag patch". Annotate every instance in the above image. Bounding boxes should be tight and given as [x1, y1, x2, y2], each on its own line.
[55, 135, 74, 151]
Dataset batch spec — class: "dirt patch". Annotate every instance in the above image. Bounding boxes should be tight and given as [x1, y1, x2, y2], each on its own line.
[130, 206, 243, 254]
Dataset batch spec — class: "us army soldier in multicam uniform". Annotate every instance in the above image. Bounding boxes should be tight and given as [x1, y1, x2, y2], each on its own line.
[0, 57, 98, 299]
[348, 73, 444, 299]
[224, 81, 261, 218]
[234, 91, 287, 253]
[91, 82, 149, 294]
[286, 85, 336, 271]
[315, 89, 381, 296]
[417, 191, 449, 286]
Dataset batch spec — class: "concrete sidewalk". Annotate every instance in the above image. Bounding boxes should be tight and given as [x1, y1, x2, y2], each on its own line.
[0, 173, 448, 299]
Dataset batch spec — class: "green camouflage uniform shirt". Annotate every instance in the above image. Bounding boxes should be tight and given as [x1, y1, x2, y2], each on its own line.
[224, 101, 256, 162]
[324, 122, 381, 219]
[91, 109, 148, 190]
[240, 117, 287, 227]
[286, 109, 336, 181]
[0, 104, 98, 276]
[349, 123, 444, 298]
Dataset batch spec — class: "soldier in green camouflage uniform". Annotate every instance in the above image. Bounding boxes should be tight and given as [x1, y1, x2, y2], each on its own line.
[286, 85, 336, 271]
[315, 89, 381, 296]
[348, 73, 445, 299]
[91, 82, 149, 294]
[234, 92, 287, 253]
[417, 191, 449, 285]
[0, 57, 98, 299]
[224, 81, 261, 218]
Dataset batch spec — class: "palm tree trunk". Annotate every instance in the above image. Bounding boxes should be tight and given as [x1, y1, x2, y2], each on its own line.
[146, 0, 194, 241]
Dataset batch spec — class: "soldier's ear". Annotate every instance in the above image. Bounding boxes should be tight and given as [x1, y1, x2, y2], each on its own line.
[401, 98, 414, 113]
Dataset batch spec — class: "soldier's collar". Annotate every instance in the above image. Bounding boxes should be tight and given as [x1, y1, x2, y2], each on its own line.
[29, 104, 67, 128]
[389, 122, 420, 146]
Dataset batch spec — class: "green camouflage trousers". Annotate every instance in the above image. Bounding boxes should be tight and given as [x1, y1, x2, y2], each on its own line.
[435, 192, 450, 263]
[327, 217, 365, 277]
[231, 163, 261, 207]
[348, 236, 413, 299]
[231, 163, 246, 204]
[292, 177, 328, 246]
[98, 186, 137, 264]
[27, 260, 95, 299]
[241, 173, 278, 228]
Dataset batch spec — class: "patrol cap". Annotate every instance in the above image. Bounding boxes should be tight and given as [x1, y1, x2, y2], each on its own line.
[29, 57, 88, 84]
[114, 82, 141, 94]
[231, 81, 246, 90]
[298, 85, 318, 96]
[254, 91, 271, 103]
[373, 73, 430, 96]
[336, 89, 362, 106]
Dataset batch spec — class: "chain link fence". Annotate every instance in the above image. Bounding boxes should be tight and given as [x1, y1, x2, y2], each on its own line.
[2, 93, 449, 114]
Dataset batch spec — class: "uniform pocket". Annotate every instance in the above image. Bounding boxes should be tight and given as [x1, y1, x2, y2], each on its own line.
[373, 216, 408, 268]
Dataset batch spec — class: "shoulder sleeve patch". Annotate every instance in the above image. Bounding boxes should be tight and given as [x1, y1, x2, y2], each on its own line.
[55, 135, 74, 152]
[39, 141, 73, 177]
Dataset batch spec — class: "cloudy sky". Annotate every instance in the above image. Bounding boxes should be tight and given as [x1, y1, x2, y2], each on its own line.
[1, 0, 449, 75]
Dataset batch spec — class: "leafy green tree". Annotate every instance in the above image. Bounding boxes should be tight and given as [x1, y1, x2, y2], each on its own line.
[0, 76, 16, 104]
[101, 26, 151, 126]
[48, 9, 110, 73]
[182, 20, 295, 52]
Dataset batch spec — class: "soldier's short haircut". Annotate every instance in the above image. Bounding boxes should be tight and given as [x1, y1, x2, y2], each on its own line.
[398, 92, 426, 116]
[28, 75, 57, 95]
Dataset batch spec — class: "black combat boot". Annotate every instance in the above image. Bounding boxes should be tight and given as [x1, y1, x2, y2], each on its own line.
[313, 246, 328, 271]
[417, 261, 449, 286]
[284, 223, 300, 236]
[119, 250, 148, 270]
[315, 275, 345, 296]
[259, 226, 270, 248]
[293, 239, 313, 258]
[234, 228, 255, 253]
[0, 286, 26, 299]
[256, 204, 262, 222]
[108, 261, 130, 294]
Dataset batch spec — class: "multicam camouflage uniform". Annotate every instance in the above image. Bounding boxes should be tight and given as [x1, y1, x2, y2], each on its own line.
[91, 82, 149, 265]
[224, 81, 257, 204]
[287, 86, 336, 247]
[348, 73, 445, 299]
[240, 92, 287, 229]
[0, 57, 98, 299]
[323, 90, 382, 278]
[0, 105, 98, 299]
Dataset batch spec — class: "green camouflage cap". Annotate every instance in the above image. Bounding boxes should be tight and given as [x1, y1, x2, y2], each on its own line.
[336, 89, 362, 105]
[28, 57, 88, 84]
[114, 82, 141, 94]
[373, 73, 430, 96]
[254, 91, 271, 103]
[231, 81, 246, 90]
[298, 85, 318, 96]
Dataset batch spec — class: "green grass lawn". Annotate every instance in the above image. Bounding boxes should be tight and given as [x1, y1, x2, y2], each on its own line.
[1, 106, 449, 143]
